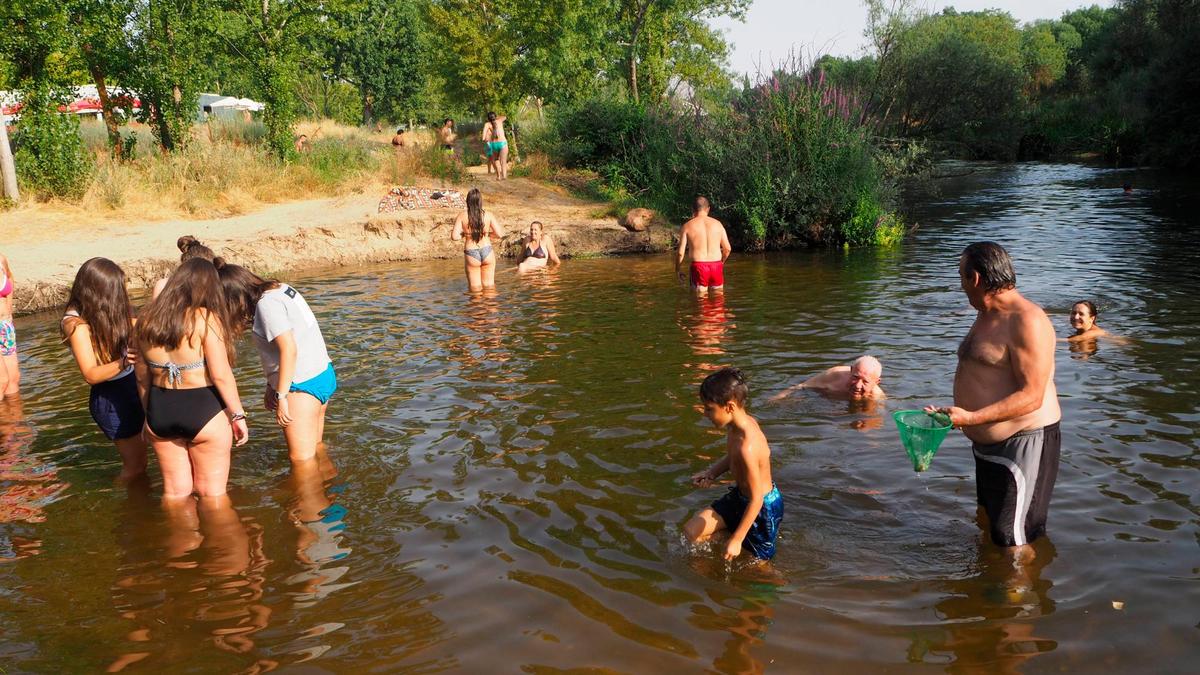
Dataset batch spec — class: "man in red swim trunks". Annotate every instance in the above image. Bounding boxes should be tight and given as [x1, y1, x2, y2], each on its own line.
[675, 196, 731, 296]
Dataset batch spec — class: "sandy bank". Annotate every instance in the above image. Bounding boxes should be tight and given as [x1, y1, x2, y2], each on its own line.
[2, 171, 672, 314]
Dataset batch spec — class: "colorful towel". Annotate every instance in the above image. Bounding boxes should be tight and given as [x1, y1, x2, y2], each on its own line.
[378, 186, 466, 213]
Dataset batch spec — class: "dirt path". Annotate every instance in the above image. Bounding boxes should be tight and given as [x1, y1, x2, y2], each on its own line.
[2, 169, 671, 314]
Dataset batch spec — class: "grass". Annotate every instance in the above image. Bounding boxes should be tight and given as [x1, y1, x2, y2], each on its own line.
[39, 119, 473, 219]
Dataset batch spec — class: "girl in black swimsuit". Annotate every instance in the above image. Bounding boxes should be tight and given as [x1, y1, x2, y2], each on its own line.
[136, 258, 248, 500]
[517, 220, 560, 273]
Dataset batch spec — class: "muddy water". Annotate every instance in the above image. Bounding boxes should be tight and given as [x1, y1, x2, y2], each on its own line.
[1, 163, 1196, 672]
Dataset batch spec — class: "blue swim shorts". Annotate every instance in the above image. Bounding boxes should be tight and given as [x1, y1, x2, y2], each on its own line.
[290, 362, 337, 404]
[89, 371, 146, 441]
[711, 484, 784, 560]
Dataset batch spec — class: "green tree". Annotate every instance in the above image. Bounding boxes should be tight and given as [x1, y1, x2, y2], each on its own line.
[0, 0, 92, 196]
[220, 0, 319, 159]
[338, 0, 427, 124]
[125, 0, 212, 152]
[72, 0, 137, 155]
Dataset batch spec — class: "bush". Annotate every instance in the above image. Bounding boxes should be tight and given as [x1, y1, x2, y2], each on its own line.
[12, 88, 93, 199]
[535, 67, 908, 248]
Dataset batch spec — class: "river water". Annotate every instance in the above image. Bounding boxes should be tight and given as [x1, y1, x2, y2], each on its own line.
[1, 163, 1196, 672]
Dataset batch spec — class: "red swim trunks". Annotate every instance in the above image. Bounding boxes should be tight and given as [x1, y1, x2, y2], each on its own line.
[690, 261, 725, 288]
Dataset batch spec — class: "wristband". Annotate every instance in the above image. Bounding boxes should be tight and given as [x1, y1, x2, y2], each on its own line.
[230, 412, 247, 422]
[274, 390, 288, 401]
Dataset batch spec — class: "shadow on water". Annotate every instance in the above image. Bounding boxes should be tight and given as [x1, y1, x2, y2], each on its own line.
[0, 162, 1198, 672]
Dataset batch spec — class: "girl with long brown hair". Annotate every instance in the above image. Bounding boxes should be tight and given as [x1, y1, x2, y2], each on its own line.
[61, 258, 149, 481]
[136, 258, 248, 500]
[451, 188, 504, 291]
[217, 260, 335, 462]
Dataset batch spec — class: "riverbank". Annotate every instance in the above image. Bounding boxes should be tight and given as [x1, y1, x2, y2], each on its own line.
[2, 168, 672, 314]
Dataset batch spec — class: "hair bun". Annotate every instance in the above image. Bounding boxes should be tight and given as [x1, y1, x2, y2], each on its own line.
[177, 235, 201, 252]
[213, 256, 227, 270]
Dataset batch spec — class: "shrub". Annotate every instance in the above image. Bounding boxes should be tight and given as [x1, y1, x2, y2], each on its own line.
[12, 88, 93, 199]
[537, 66, 909, 248]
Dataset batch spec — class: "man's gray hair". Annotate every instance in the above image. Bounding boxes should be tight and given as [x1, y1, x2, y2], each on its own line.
[851, 355, 882, 375]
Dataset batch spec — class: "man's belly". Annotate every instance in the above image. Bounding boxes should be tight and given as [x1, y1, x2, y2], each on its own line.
[957, 374, 1061, 445]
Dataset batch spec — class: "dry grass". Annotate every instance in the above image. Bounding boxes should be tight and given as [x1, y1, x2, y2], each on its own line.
[30, 119, 444, 220]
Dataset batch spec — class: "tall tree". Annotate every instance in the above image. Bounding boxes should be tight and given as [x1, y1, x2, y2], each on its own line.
[73, 0, 137, 155]
[126, 0, 211, 152]
[220, 0, 318, 158]
[336, 0, 427, 125]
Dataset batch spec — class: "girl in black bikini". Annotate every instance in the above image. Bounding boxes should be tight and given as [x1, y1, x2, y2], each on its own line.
[136, 258, 248, 500]
[517, 220, 560, 273]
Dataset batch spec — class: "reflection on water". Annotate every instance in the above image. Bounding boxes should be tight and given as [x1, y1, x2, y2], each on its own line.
[1, 163, 1198, 671]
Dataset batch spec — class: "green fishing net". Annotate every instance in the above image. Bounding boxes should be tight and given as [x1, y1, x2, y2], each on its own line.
[892, 410, 952, 472]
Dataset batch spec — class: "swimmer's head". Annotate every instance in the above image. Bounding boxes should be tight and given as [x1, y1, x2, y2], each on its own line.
[444, 118, 454, 127]
[529, 220, 543, 237]
[700, 367, 748, 428]
[396, 127, 406, 135]
[1122, 183, 1133, 193]
[693, 195, 711, 216]
[960, 241, 1016, 302]
[487, 111, 497, 122]
[849, 355, 882, 398]
[1070, 300, 1098, 333]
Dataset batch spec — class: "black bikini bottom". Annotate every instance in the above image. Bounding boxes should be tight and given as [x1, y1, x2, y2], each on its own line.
[146, 385, 226, 441]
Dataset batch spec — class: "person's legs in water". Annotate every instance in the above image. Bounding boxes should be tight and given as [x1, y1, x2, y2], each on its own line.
[684, 507, 727, 543]
[114, 436, 149, 483]
[464, 254, 484, 292]
[481, 250, 498, 288]
[189, 411, 234, 498]
[152, 435, 195, 500]
[283, 392, 325, 462]
[0, 321, 19, 398]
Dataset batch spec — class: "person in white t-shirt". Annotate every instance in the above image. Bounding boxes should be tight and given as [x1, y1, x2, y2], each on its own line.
[217, 260, 335, 461]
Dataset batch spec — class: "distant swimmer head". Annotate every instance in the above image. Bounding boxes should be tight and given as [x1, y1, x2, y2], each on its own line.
[487, 111, 497, 122]
[1122, 182, 1133, 193]
[444, 118, 454, 128]
[396, 127, 406, 135]
[176, 235, 216, 263]
[700, 367, 748, 428]
[960, 241, 1016, 297]
[693, 195, 711, 216]
[1070, 300, 1098, 333]
[529, 220, 543, 237]
[849, 355, 882, 398]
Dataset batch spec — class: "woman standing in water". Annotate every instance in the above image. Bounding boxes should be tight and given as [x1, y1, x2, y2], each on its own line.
[452, 188, 505, 291]
[217, 260, 335, 462]
[136, 258, 248, 500]
[61, 258, 149, 481]
[0, 251, 21, 400]
[517, 221, 560, 273]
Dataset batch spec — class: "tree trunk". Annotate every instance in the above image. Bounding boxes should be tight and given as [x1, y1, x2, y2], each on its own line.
[626, 0, 654, 103]
[83, 45, 123, 156]
[0, 116, 19, 203]
[150, 100, 175, 152]
[361, 89, 374, 126]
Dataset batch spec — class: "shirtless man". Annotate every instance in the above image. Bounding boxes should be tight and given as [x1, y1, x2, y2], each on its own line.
[770, 355, 885, 401]
[391, 127, 408, 149]
[439, 118, 456, 155]
[675, 196, 731, 296]
[925, 242, 1061, 551]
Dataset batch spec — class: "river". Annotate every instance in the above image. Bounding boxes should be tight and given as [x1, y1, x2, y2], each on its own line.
[1, 162, 1196, 672]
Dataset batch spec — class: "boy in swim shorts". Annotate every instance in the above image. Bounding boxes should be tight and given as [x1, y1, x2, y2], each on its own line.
[684, 367, 784, 561]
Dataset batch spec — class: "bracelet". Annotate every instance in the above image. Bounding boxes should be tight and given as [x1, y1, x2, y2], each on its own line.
[230, 412, 247, 422]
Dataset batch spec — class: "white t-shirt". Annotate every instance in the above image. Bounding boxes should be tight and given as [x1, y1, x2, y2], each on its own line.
[252, 285, 331, 389]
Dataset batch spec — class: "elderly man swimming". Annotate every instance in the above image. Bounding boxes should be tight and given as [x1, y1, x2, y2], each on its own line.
[771, 355, 885, 401]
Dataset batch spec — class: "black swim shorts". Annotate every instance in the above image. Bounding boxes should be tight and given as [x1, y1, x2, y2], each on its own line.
[972, 422, 1061, 547]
